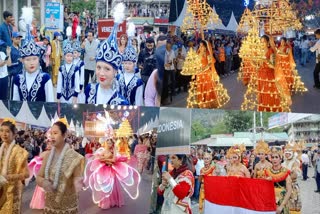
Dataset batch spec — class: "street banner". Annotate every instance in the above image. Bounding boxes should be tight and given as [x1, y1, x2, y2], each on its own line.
[156, 107, 191, 155]
[45, 2, 63, 31]
[97, 19, 127, 40]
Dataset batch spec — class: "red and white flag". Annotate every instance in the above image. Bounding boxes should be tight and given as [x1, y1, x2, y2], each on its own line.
[204, 176, 276, 214]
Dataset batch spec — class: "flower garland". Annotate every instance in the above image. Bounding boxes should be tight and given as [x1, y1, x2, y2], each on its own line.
[0, 140, 16, 176]
[44, 143, 69, 190]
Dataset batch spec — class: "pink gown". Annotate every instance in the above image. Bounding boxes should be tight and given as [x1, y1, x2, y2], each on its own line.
[27, 156, 45, 209]
[84, 147, 141, 209]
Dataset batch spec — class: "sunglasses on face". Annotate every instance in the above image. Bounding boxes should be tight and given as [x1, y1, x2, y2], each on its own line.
[258, 153, 265, 155]
[271, 156, 280, 159]
[204, 157, 211, 160]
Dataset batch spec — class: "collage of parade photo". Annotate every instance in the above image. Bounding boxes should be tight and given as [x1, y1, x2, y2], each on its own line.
[0, 0, 319, 214]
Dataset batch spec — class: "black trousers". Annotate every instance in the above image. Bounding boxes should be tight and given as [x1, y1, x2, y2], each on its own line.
[314, 62, 320, 87]
[84, 69, 95, 89]
[302, 163, 308, 180]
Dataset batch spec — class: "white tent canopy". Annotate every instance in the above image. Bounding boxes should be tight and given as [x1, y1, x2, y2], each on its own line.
[207, 6, 226, 30]
[70, 119, 75, 132]
[37, 106, 52, 128]
[15, 101, 39, 126]
[226, 11, 239, 32]
[0, 101, 15, 119]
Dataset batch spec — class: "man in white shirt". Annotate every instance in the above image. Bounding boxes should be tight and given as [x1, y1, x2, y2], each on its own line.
[194, 149, 204, 201]
[301, 150, 310, 180]
[310, 29, 320, 89]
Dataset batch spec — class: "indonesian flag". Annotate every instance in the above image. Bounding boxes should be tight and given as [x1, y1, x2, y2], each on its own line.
[204, 176, 276, 214]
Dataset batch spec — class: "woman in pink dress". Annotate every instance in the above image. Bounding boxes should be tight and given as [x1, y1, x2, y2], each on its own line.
[84, 138, 141, 209]
[134, 136, 149, 174]
[28, 130, 52, 210]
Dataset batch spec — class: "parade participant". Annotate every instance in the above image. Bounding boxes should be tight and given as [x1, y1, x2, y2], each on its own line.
[116, 137, 131, 158]
[51, 31, 62, 86]
[0, 118, 29, 213]
[282, 143, 302, 214]
[265, 146, 292, 214]
[83, 138, 141, 209]
[253, 140, 272, 179]
[134, 136, 149, 174]
[56, 40, 80, 104]
[36, 118, 84, 213]
[12, 7, 54, 102]
[226, 144, 250, 178]
[84, 3, 129, 105]
[117, 23, 144, 106]
[72, 31, 85, 91]
[255, 35, 290, 112]
[199, 152, 216, 213]
[118, 34, 128, 55]
[158, 154, 194, 214]
[28, 134, 52, 210]
[188, 40, 229, 109]
[310, 29, 320, 89]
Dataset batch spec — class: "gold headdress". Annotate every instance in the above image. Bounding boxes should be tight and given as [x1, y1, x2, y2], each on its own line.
[254, 140, 270, 154]
[284, 143, 296, 152]
[2, 118, 16, 125]
[227, 144, 246, 158]
[270, 146, 283, 157]
[56, 117, 69, 129]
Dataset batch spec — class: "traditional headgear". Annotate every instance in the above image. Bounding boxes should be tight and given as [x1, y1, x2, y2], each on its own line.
[63, 40, 74, 55]
[96, 3, 126, 70]
[56, 117, 69, 129]
[254, 140, 270, 154]
[270, 146, 283, 157]
[227, 144, 246, 158]
[122, 22, 137, 63]
[72, 26, 82, 52]
[2, 118, 16, 125]
[19, 7, 43, 58]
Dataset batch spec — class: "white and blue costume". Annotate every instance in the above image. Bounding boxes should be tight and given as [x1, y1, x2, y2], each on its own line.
[72, 40, 85, 90]
[84, 19, 129, 105]
[56, 41, 80, 103]
[12, 22, 54, 102]
[117, 36, 144, 105]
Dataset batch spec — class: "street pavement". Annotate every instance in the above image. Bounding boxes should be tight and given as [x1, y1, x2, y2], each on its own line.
[165, 61, 320, 114]
[21, 171, 153, 214]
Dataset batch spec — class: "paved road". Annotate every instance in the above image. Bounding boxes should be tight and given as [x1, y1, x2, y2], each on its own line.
[165, 61, 320, 114]
[21, 171, 153, 214]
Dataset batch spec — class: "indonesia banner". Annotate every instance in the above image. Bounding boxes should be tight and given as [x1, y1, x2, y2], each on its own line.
[204, 176, 276, 214]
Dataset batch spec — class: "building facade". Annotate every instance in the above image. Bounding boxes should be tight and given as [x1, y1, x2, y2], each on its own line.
[286, 115, 320, 145]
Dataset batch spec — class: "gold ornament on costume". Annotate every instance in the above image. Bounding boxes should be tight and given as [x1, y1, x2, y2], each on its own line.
[254, 140, 270, 154]
[181, 0, 221, 34]
[237, 8, 254, 34]
[56, 117, 69, 129]
[2, 118, 16, 125]
[181, 48, 202, 76]
[251, 0, 302, 35]
[116, 119, 133, 137]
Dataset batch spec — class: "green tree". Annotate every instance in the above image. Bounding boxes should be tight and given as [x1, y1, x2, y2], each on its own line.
[191, 121, 207, 142]
[224, 111, 252, 133]
[71, 0, 96, 14]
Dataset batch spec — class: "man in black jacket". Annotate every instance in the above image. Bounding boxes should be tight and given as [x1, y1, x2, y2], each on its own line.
[138, 37, 156, 87]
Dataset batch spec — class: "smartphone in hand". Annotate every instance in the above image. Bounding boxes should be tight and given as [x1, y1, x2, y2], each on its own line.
[4, 56, 9, 61]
